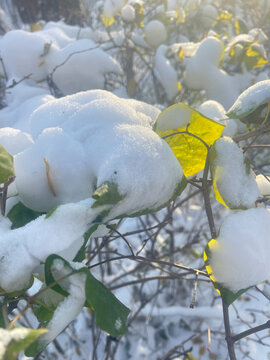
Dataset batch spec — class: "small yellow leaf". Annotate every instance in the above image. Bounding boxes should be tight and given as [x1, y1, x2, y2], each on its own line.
[154, 103, 224, 177]
[43, 158, 57, 197]
[177, 81, 182, 91]
[30, 23, 42, 32]
[217, 11, 233, 21]
[178, 47, 185, 61]
[234, 19, 241, 34]
[102, 13, 115, 27]
[38, 60, 45, 67]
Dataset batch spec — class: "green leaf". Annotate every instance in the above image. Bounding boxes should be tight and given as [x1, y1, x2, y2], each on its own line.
[204, 239, 249, 305]
[154, 103, 224, 177]
[73, 224, 99, 262]
[0, 145, 15, 184]
[7, 202, 43, 229]
[92, 181, 125, 209]
[85, 272, 130, 336]
[44, 255, 130, 337]
[0, 327, 47, 360]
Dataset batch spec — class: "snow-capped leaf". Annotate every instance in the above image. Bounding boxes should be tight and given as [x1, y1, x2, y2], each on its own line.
[154, 103, 224, 177]
[0, 327, 47, 360]
[204, 239, 249, 305]
[244, 42, 268, 70]
[209, 137, 259, 209]
[226, 80, 270, 119]
[0, 144, 15, 184]
[92, 181, 125, 209]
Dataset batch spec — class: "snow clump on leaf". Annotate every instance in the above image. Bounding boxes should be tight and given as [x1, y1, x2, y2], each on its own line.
[207, 208, 270, 292]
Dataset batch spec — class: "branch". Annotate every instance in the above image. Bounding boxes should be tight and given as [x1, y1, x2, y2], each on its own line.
[222, 300, 237, 360]
[232, 320, 270, 343]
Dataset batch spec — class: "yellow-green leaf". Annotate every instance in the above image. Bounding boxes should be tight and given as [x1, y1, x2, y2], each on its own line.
[244, 42, 268, 70]
[102, 13, 115, 27]
[154, 103, 224, 177]
[0, 327, 47, 360]
[0, 144, 15, 184]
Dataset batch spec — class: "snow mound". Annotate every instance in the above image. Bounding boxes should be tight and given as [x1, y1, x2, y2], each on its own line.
[210, 137, 259, 209]
[227, 79, 270, 118]
[14, 90, 184, 218]
[209, 208, 270, 292]
[145, 20, 167, 48]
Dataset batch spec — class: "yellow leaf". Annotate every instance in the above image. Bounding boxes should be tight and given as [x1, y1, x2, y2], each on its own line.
[102, 13, 115, 27]
[43, 157, 57, 197]
[154, 103, 224, 177]
[234, 19, 241, 34]
[178, 47, 184, 61]
[245, 42, 268, 69]
[30, 23, 42, 32]
[177, 81, 182, 91]
[217, 11, 233, 21]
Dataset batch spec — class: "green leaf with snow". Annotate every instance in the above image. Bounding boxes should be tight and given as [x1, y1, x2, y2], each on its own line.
[0, 327, 47, 360]
[0, 145, 15, 184]
[226, 80, 270, 120]
[92, 181, 125, 209]
[7, 202, 43, 229]
[209, 137, 259, 209]
[154, 103, 224, 177]
[45, 255, 130, 337]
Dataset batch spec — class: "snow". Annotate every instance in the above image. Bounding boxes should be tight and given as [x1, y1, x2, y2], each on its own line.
[145, 20, 167, 48]
[184, 36, 251, 109]
[121, 4, 135, 22]
[0, 28, 122, 96]
[208, 208, 270, 292]
[197, 100, 238, 137]
[38, 259, 87, 350]
[0, 327, 35, 357]
[256, 174, 270, 196]
[0, 198, 103, 291]
[227, 79, 270, 118]
[0, 128, 33, 155]
[45, 39, 123, 95]
[104, 0, 125, 17]
[211, 137, 259, 209]
[155, 45, 179, 100]
[14, 90, 183, 218]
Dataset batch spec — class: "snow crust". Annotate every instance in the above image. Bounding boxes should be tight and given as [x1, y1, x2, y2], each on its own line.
[209, 208, 270, 291]
[211, 137, 259, 208]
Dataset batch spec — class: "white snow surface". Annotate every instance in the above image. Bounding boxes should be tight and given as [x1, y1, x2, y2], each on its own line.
[0, 28, 122, 96]
[38, 260, 87, 350]
[256, 174, 270, 196]
[227, 79, 270, 118]
[184, 36, 251, 109]
[211, 137, 259, 209]
[145, 20, 167, 48]
[0, 327, 35, 357]
[0, 198, 105, 291]
[209, 208, 270, 291]
[13, 90, 183, 218]
[155, 45, 179, 100]
[121, 4, 135, 22]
